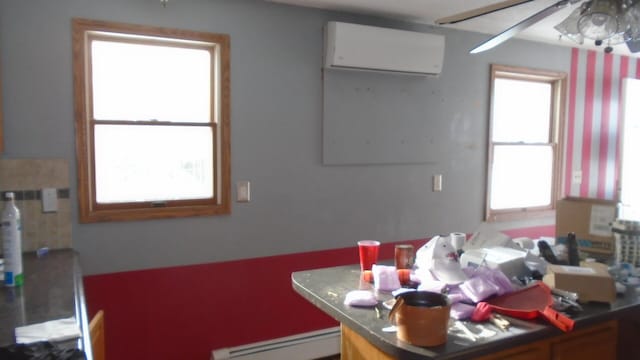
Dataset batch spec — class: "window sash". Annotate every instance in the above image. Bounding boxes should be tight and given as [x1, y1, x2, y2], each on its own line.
[492, 78, 553, 143]
[489, 144, 555, 211]
[92, 122, 215, 205]
[89, 35, 214, 124]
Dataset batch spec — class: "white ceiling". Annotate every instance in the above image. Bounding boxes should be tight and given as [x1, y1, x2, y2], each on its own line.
[266, 0, 639, 57]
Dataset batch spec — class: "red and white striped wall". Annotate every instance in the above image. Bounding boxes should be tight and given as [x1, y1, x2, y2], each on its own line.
[564, 48, 640, 200]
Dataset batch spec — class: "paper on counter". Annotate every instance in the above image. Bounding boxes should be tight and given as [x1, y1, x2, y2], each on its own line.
[15, 317, 81, 344]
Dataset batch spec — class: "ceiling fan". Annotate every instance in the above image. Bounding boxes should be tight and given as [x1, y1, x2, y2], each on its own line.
[436, 0, 640, 54]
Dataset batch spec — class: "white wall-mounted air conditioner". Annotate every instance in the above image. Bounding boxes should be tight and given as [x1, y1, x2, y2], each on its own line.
[324, 21, 445, 76]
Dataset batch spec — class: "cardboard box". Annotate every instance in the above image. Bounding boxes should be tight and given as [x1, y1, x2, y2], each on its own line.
[555, 197, 617, 256]
[543, 263, 616, 303]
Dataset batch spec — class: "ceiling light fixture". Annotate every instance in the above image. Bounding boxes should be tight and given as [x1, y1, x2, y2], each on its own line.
[555, 0, 640, 53]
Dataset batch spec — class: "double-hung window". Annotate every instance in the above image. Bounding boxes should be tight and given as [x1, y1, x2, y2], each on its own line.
[486, 64, 566, 221]
[72, 18, 230, 222]
[619, 78, 640, 221]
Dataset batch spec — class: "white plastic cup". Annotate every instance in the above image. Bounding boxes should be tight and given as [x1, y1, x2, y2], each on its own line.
[450, 232, 466, 252]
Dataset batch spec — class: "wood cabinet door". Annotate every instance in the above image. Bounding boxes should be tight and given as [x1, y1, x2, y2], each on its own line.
[474, 342, 550, 360]
[551, 320, 617, 360]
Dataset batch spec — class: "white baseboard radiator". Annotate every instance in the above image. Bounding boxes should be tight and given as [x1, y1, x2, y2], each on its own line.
[211, 326, 340, 360]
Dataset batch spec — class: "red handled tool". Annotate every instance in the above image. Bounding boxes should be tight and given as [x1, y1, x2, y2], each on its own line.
[471, 282, 574, 332]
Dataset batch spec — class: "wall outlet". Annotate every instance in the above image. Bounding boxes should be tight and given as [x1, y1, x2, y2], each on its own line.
[42, 188, 58, 213]
[572, 170, 582, 185]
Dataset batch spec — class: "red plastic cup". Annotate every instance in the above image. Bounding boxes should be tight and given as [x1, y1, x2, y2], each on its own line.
[358, 240, 380, 271]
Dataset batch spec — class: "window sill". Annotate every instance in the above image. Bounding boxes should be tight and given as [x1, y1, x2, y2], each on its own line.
[486, 208, 556, 223]
[79, 203, 230, 223]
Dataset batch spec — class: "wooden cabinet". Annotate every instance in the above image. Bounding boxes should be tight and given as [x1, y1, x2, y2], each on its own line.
[477, 320, 617, 360]
[550, 320, 617, 360]
[341, 320, 617, 360]
[340, 324, 396, 360]
[292, 266, 634, 360]
[618, 310, 640, 360]
[475, 342, 549, 360]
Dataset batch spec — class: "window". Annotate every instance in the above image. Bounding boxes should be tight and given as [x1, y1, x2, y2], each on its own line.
[619, 78, 640, 221]
[0, 54, 3, 153]
[486, 64, 566, 222]
[72, 18, 230, 222]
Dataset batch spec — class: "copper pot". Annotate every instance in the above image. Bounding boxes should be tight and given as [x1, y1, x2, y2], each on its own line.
[389, 291, 450, 347]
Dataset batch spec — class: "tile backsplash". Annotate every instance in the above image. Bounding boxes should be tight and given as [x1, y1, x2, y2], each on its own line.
[0, 159, 72, 252]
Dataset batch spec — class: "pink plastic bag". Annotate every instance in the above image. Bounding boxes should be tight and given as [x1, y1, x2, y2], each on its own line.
[343, 290, 377, 307]
[372, 264, 401, 291]
[450, 302, 476, 320]
[459, 276, 500, 303]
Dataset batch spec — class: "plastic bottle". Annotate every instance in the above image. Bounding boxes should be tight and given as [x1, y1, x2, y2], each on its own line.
[567, 232, 580, 267]
[2, 192, 23, 287]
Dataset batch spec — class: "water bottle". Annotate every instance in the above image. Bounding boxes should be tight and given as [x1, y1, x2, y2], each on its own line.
[567, 232, 580, 266]
[2, 192, 24, 287]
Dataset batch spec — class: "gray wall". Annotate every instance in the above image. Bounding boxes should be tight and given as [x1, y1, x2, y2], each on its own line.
[0, 0, 571, 275]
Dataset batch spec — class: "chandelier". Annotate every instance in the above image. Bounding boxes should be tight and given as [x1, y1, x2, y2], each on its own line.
[555, 0, 640, 52]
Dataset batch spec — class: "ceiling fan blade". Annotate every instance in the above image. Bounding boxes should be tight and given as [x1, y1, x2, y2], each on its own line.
[435, 0, 534, 25]
[470, 0, 574, 53]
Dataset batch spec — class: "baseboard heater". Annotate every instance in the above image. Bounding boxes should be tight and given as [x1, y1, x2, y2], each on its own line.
[211, 326, 340, 360]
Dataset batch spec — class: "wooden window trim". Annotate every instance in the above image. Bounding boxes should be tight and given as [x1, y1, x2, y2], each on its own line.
[72, 18, 231, 223]
[486, 64, 567, 222]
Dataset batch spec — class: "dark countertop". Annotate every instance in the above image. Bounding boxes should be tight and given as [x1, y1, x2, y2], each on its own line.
[292, 263, 640, 359]
[0, 249, 92, 360]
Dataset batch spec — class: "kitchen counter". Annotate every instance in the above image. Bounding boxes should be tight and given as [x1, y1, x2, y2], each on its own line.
[292, 263, 640, 359]
[0, 249, 92, 359]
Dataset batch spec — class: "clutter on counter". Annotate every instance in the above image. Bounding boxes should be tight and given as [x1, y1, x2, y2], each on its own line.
[342, 222, 640, 344]
[292, 260, 635, 359]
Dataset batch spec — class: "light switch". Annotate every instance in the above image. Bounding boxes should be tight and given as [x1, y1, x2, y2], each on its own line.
[433, 174, 443, 192]
[42, 188, 58, 213]
[236, 181, 250, 202]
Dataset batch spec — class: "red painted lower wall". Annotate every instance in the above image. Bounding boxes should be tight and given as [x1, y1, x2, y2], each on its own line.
[83, 226, 554, 360]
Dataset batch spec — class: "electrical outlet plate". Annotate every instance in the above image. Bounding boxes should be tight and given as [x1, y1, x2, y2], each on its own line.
[572, 170, 582, 185]
[42, 188, 58, 213]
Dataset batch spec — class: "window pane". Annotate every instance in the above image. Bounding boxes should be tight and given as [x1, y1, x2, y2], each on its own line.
[94, 124, 213, 203]
[492, 78, 551, 143]
[490, 145, 553, 210]
[620, 78, 640, 221]
[91, 40, 211, 123]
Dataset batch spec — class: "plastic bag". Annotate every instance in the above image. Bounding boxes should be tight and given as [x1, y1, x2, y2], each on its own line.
[372, 264, 401, 291]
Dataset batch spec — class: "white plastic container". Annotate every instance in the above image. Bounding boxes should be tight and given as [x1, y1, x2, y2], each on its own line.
[2, 192, 23, 287]
[459, 246, 528, 280]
